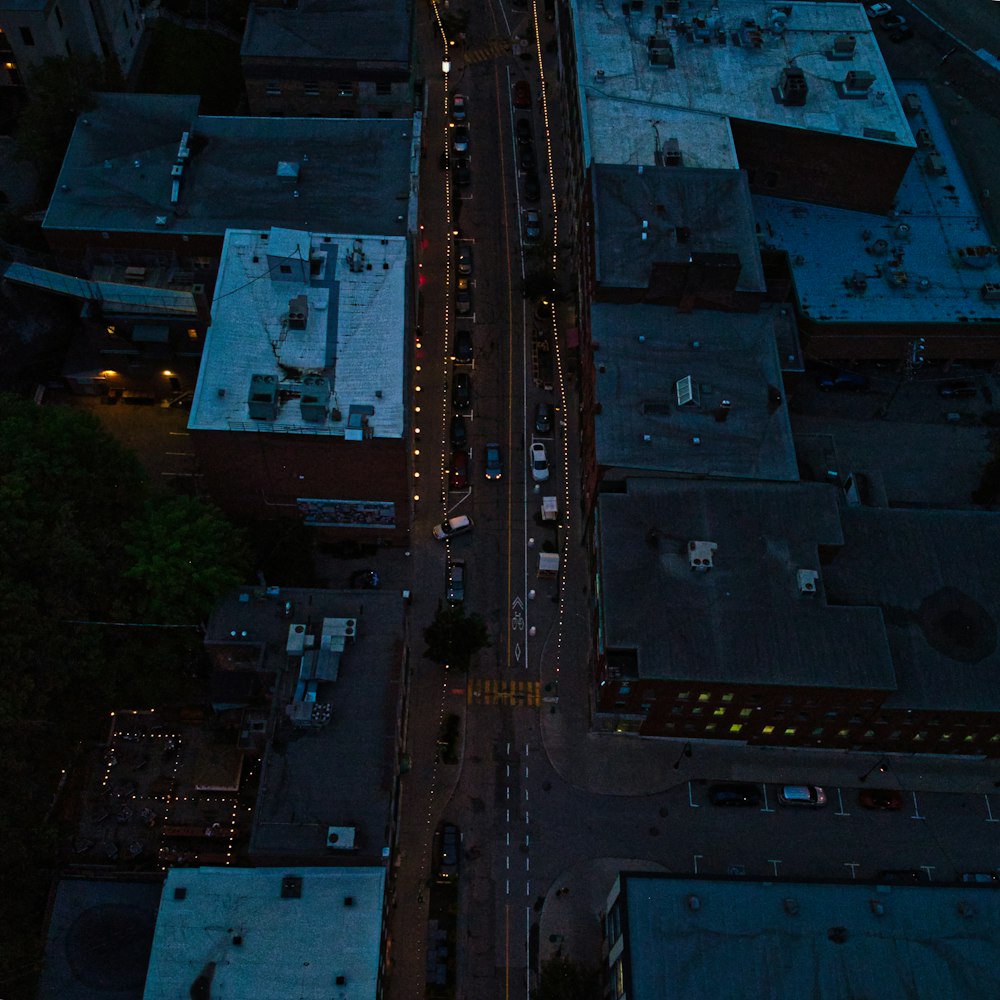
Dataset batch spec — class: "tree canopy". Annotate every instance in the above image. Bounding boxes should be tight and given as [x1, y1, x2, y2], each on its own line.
[534, 957, 602, 1000]
[423, 604, 491, 671]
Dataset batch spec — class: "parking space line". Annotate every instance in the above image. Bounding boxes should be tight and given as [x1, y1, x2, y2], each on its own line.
[760, 785, 775, 813]
[835, 787, 851, 816]
[844, 862, 860, 879]
[910, 791, 925, 820]
[687, 782, 700, 808]
[984, 794, 1000, 822]
[693, 854, 703, 874]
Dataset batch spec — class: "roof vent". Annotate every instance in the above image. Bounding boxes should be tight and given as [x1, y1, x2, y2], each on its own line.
[776, 67, 807, 106]
[174, 887, 187, 900]
[840, 70, 875, 98]
[688, 540, 717, 572]
[828, 34, 856, 60]
[642, 433, 652, 443]
[783, 898, 799, 916]
[336, 976, 346, 986]
[828, 926, 849, 944]
[869, 899, 886, 916]
[686, 894, 701, 911]
[280, 875, 303, 899]
[797, 569, 819, 595]
[326, 826, 357, 850]
[287, 294, 309, 331]
[594, 69, 606, 83]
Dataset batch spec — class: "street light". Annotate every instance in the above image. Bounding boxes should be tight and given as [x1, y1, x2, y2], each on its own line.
[673, 742, 692, 770]
[859, 756, 889, 783]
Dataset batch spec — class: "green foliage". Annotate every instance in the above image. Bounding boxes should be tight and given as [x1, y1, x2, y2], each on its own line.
[124, 495, 250, 623]
[423, 604, 491, 671]
[534, 957, 602, 1000]
[15, 56, 121, 199]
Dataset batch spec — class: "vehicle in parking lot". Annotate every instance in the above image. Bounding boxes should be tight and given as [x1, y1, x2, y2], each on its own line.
[457, 243, 473, 276]
[452, 372, 472, 412]
[450, 413, 467, 449]
[523, 171, 541, 201]
[530, 441, 550, 482]
[435, 822, 460, 882]
[890, 23, 913, 42]
[777, 785, 827, 807]
[456, 276, 473, 316]
[534, 401, 552, 434]
[485, 442, 503, 480]
[515, 117, 533, 145]
[817, 369, 870, 392]
[524, 209, 541, 243]
[513, 80, 531, 108]
[451, 124, 470, 154]
[446, 560, 465, 603]
[519, 143, 537, 173]
[866, 3, 891, 16]
[452, 328, 473, 363]
[876, 869, 930, 884]
[938, 379, 977, 398]
[450, 92, 467, 121]
[879, 13, 906, 31]
[432, 514, 474, 541]
[450, 449, 468, 490]
[859, 788, 903, 810]
[961, 872, 1000, 884]
[452, 156, 471, 187]
[708, 783, 761, 807]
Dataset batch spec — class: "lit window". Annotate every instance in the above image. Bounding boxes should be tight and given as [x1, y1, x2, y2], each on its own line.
[721, 693, 734, 703]
[784, 727, 797, 736]
[712, 707, 726, 717]
[739, 708, 753, 718]
[677, 692, 691, 701]
[698, 693, 711, 702]
[964, 734, 977, 743]
[187, 328, 198, 341]
[941, 733, 952, 741]
[991, 734, 1000, 743]
[838, 729, 850, 738]
[729, 724, 743, 733]
[691, 707, 703, 716]
[762, 725, 775, 734]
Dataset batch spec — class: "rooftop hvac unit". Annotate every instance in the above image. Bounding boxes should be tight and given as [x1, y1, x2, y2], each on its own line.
[326, 826, 357, 850]
[287, 294, 309, 330]
[902, 93, 921, 115]
[924, 153, 946, 177]
[915, 127, 933, 149]
[663, 137, 682, 166]
[797, 569, 819, 594]
[247, 373, 278, 421]
[776, 67, 807, 106]
[829, 34, 856, 60]
[299, 375, 329, 423]
[840, 70, 875, 98]
[688, 540, 717, 572]
[982, 283, 1000, 301]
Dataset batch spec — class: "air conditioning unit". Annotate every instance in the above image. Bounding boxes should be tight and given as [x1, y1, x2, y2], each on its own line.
[688, 540, 717, 572]
[796, 569, 819, 595]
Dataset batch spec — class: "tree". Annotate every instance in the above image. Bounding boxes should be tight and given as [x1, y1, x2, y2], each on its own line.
[534, 957, 602, 1000]
[423, 604, 491, 670]
[124, 495, 251, 623]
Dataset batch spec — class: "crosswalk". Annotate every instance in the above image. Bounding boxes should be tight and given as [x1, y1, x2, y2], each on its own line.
[467, 679, 542, 707]
[463, 37, 514, 65]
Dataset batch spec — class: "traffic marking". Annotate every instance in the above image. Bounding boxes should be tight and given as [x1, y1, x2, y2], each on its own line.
[468, 679, 542, 707]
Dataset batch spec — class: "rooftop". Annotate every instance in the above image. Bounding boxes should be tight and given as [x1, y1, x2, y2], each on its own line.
[242, 0, 412, 66]
[204, 587, 405, 862]
[592, 305, 798, 480]
[613, 871, 1000, 1000]
[43, 93, 419, 238]
[592, 164, 765, 291]
[754, 81, 1000, 326]
[142, 866, 385, 1000]
[823, 507, 1000, 713]
[597, 479, 896, 689]
[571, 0, 912, 168]
[188, 227, 406, 437]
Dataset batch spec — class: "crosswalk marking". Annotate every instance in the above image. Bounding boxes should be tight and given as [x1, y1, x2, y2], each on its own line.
[463, 37, 513, 65]
[467, 679, 542, 707]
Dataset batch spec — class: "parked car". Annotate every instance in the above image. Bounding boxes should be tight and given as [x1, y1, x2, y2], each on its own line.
[349, 569, 380, 589]
[938, 379, 977, 398]
[452, 328, 474, 363]
[485, 442, 503, 480]
[513, 80, 531, 109]
[518, 143, 537, 173]
[530, 441, 550, 482]
[457, 243, 474, 276]
[451, 124, 470, 154]
[876, 869, 930, 884]
[456, 276, 473, 316]
[817, 370, 870, 392]
[879, 13, 906, 31]
[523, 171, 541, 201]
[450, 92, 467, 122]
[524, 209, 541, 243]
[435, 822, 460, 882]
[432, 514, 473, 541]
[866, 3, 891, 17]
[450, 449, 469, 490]
[534, 401, 553, 434]
[890, 23, 913, 42]
[515, 117, 533, 145]
[859, 788, 903, 810]
[452, 372, 472, 412]
[450, 413, 467, 449]
[709, 783, 761, 807]
[452, 156, 471, 187]
[777, 785, 827, 807]
[961, 872, 1000, 884]
[446, 560, 465, 603]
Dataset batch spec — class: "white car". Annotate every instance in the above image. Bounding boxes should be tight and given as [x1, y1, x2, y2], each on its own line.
[530, 441, 550, 482]
[866, 3, 891, 17]
[432, 514, 474, 541]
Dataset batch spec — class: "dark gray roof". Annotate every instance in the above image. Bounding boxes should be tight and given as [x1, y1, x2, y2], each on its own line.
[822, 507, 1000, 712]
[241, 0, 412, 65]
[43, 93, 416, 238]
[592, 165, 765, 292]
[592, 304, 798, 481]
[597, 479, 896, 690]
[616, 872, 1000, 1000]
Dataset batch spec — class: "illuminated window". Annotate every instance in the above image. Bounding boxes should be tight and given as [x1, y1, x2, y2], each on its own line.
[739, 708, 753, 718]
[914, 731, 927, 742]
[691, 707, 703, 716]
[677, 692, 691, 701]
[964, 734, 977, 743]
[698, 693, 711, 702]
[712, 707, 726, 717]
[838, 729, 850, 738]
[704, 723, 717, 732]
[721, 693, 734, 702]
[784, 727, 797, 736]
[941, 733, 952, 741]
[762, 725, 775, 734]
[187, 328, 198, 341]
[729, 724, 743, 733]
[991, 734, 1000, 743]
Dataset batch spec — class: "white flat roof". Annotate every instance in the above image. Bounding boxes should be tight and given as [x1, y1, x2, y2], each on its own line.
[573, 0, 913, 166]
[189, 227, 407, 436]
[143, 867, 385, 1000]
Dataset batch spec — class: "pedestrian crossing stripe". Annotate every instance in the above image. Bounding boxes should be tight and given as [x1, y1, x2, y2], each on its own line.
[463, 38, 513, 65]
[467, 679, 541, 707]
